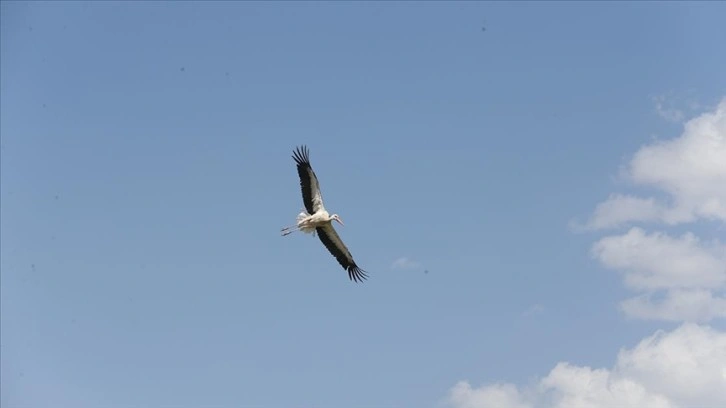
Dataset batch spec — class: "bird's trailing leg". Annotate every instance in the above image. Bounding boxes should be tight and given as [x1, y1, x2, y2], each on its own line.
[280, 224, 301, 236]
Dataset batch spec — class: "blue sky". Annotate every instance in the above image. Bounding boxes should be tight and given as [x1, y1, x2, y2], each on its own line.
[2, 2, 725, 408]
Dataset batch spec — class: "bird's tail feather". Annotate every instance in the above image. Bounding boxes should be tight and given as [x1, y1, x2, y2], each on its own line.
[297, 211, 310, 223]
[297, 211, 316, 235]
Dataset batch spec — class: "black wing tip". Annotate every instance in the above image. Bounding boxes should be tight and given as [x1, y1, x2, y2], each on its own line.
[292, 145, 311, 166]
[347, 266, 369, 283]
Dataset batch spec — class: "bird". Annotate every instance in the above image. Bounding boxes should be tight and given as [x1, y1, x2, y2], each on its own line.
[281, 145, 369, 283]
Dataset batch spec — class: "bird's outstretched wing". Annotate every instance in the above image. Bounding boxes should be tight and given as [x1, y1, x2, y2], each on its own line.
[292, 145, 325, 215]
[316, 224, 368, 283]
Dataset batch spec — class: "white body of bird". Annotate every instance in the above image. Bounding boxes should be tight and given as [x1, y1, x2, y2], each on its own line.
[292, 209, 342, 236]
[285, 209, 343, 236]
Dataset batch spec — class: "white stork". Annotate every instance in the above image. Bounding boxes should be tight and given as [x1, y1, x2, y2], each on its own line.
[281, 145, 368, 283]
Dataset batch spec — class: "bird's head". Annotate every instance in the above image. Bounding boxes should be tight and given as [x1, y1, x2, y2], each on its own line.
[331, 214, 344, 226]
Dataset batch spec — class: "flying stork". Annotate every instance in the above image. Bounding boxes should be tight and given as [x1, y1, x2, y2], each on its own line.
[281, 145, 368, 283]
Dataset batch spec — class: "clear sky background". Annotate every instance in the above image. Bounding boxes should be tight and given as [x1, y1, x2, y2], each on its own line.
[2, 2, 725, 408]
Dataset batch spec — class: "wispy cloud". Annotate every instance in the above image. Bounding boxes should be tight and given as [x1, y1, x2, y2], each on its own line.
[391, 257, 420, 270]
[654, 94, 685, 123]
[620, 289, 726, 322]
[521, 304, 545, 317]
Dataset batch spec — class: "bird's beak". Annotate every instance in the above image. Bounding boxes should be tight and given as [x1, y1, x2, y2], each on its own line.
[335, 217, 345, 226]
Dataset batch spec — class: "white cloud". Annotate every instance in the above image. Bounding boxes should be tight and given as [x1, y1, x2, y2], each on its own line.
[446, 324, 726, 408]
[591, 227, 726, 322]
[446, 97, 726, 408]
[591, 227, 726, 291]
[581, 99, 726, 322]
[448, 382, 532, 408]
[620, 289, 726, 322]
[585, 98, 726, 230]
[614, 323, 726, 407]
[540, 363, 674, 408]
[391, 256, 420, 270]
[584, 194, 686, 230]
